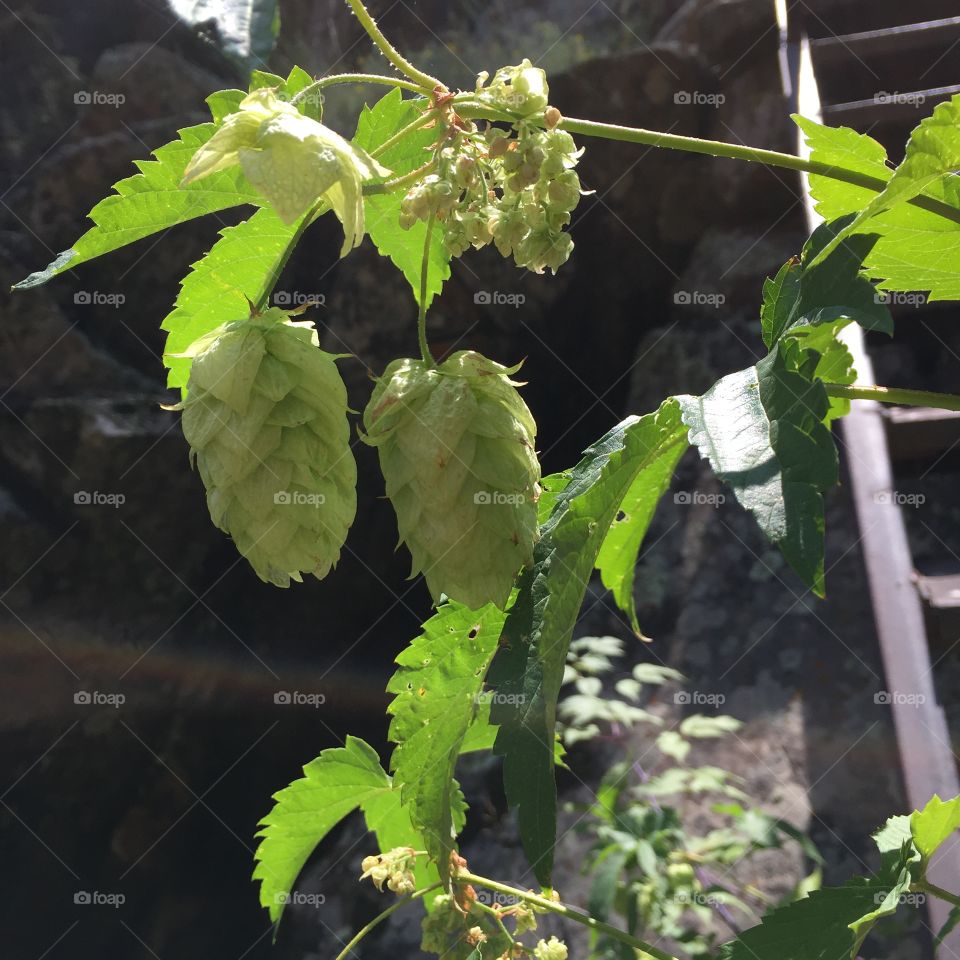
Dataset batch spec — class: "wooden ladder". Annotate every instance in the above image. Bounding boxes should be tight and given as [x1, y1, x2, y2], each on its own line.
[780, 2, 960, 954]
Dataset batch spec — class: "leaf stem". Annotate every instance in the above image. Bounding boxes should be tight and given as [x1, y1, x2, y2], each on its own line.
[370, 109, 439, 161]
[291, 72, 428, 104]
[342, 0, 443, 92]
[366, 158, 437, 196]
[418, 215, 437, 366]
[254, 201, 328, 312]
[918, 881, 960, 910]
[458, 871, 681, 960]
[824, 383, 960, 412]
[333, 882, 442, 960]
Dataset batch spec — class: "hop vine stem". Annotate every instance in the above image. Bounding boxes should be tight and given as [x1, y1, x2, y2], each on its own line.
[824, 383, 960, 412]
[457, 870, 681, 960]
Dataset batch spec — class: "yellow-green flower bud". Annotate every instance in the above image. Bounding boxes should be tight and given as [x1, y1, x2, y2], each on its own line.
[174, 308, 356, 587]
[362, 351, 540, 609]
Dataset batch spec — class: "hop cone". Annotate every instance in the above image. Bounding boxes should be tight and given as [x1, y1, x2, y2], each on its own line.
[176, 308, 356, 586]
[362, 350, 540, 609]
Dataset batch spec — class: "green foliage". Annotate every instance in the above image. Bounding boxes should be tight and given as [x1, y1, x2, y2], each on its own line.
[595, 404, 688, 636]
[678, 341, 837, 595]
[796, 113, 960, 300]
[253, 736, 430, 927]
[387, 601, 505, 885]
[911, 794, 960, 865]
[15, 93, 255, 289]
[162, 206, 303, 391]
[353, 89, 450, 309]
[560, 638, 815, 959]
[489, 401, 688, 885]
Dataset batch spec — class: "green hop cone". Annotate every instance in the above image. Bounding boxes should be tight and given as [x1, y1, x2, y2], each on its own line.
[362, 350, 540, 609]
[174, 308, 357, 587]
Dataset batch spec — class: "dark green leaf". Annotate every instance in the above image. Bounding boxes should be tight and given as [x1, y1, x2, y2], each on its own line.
[488, 399, 688, 885]
[595, 401, 687, 635]
[677, 342, 838, 595]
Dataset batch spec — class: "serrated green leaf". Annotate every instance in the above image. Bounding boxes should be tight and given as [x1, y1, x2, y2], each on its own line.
[488, 399, 688, 885]
[815, 96, 960, 265]
[717, 881, 889, 960]
[15, 93, 258, 290]
[677, 341, 838, 595]
[796, 114, 960, 301]
[170, 0, 280, 73]
[912, 794, 960, 865]
[387, 601, 504, 886]
[352, 88, 449, 309]
[254, 736, 397, 927]
[760, 219, 891, 349]
[595, 401, 687, 635]
[161, 205, 302, 391]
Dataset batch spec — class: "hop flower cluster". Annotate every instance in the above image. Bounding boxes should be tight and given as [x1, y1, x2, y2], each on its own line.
[399, 61, 585, 275]
[362, 350, 540, 610]
[360, 847, 418, 895]
[173, 308, 356, 587]
[534, 936, 569, 960]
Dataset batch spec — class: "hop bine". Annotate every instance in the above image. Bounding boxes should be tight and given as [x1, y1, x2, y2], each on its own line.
[171, 307, 357, 586]
[362, 350, 540, 610]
